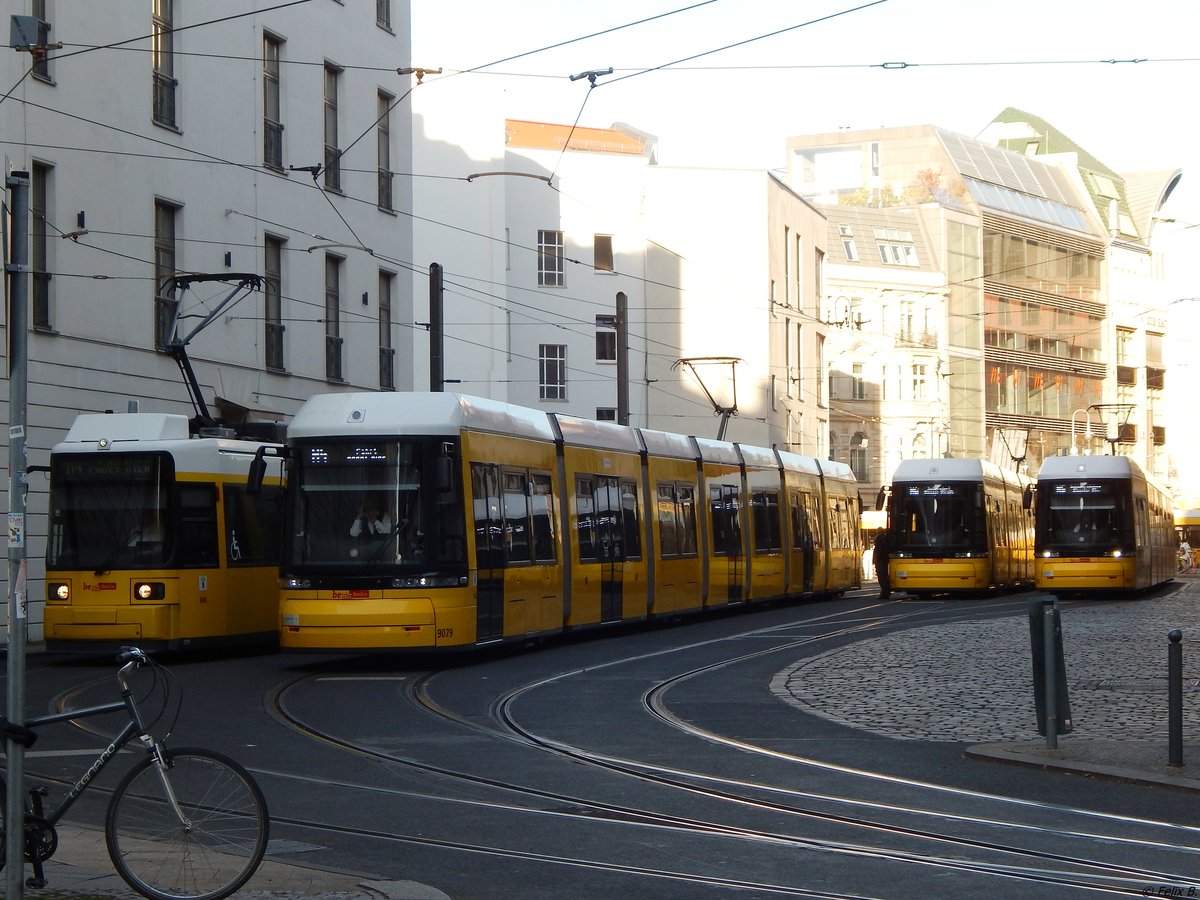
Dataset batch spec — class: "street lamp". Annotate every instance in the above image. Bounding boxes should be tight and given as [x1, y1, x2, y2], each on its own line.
[1070, 408, 1093, 455]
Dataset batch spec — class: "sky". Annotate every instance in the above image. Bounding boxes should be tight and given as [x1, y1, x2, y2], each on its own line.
[413, 0, 1200, 231]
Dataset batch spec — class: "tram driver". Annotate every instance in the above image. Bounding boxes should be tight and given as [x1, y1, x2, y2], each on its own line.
[350, 495, 393, 537]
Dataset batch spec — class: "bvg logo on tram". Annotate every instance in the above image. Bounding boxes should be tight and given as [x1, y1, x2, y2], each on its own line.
[82, 581, 117, 592]
[331, 590, 371, 600]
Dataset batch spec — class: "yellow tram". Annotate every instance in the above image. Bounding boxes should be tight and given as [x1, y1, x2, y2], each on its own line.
[43, 412, 285, 650]
[886, 457, 1034, 598]
[270, 392, 862, 652]
[1030, 455, 1174, 593]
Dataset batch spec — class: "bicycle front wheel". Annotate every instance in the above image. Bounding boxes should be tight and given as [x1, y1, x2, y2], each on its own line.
[105, 748, 269, 900]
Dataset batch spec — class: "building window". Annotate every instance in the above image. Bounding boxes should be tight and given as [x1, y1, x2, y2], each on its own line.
[596, 408, 616, 421]
[595, 315, 616, 362]
[153, 199, 179, 349]
[850, 433, 869, 482]
[538, 229, 564, 287]
[323, 63, 341, 191]
[379, 269, 395, 390]
[874, 227, 917, 266]
[325, 254, 343, 380]
[31, 0, 51, 82]
[151, 0, 177, 128]
[376, 0, 392, 29]
[912, 362, 928, 401]
[263, 34, 284, 170]
[377, 91, 393, 211]
[841, 239, 858, 261]
[539, 344, 566, 400]
[851, 363, 865, 400]
[264, 235, 285, 371]
[593, 234, 613, 272]
[31, 162, 52, 330]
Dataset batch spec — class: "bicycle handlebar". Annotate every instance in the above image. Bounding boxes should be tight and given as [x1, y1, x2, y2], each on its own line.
[116, 646, 149, 666]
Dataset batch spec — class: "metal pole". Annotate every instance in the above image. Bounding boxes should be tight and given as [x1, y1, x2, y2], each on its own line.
[428, 262, 443, 392]
[1043, 604, 1057, 750]
[1168, 629, 1183, 767]
[6, 169, 32, 898]
[616, 291, 629, 426]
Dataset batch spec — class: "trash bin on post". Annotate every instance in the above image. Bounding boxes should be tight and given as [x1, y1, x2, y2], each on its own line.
[1028, 594, 1072, 748]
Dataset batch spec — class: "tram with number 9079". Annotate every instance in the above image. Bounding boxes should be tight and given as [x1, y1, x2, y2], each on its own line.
[254, 391, 863, 652]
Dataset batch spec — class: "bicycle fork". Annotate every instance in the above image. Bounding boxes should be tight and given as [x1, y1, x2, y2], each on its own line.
[137, 734, 195, 833]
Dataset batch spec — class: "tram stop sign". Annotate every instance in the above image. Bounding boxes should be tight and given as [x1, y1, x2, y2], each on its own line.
[1028, 594, 1073, 736]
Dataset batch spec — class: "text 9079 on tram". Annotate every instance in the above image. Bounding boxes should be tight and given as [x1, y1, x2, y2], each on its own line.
[265, 392, 863, 652]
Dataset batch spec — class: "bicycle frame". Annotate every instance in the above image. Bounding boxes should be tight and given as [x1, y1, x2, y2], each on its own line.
[22, 698, 147, 828]
[7, 659, 191, 891]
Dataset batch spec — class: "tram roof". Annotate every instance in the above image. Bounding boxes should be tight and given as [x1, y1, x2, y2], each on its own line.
[61, 412, 193, 443]
[891, 457, 1028, 484]
[1035, 454, 1143, 480]
[287, 392, 558, 442]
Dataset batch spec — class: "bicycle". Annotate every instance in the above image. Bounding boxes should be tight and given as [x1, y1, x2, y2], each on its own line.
[1, 647, 269, 900]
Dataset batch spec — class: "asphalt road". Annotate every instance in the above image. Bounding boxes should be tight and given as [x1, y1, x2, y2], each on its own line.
[6, 584, 1200, 899]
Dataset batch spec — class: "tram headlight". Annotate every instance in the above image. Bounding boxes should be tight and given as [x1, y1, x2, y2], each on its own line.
[281, 576, 312, 589]
[133, 581, 166, 601]
[48, 582, 70, 602]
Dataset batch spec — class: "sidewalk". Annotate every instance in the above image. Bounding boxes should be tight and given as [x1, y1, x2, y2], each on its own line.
[967, 575, 1200, 791]
[30, 824, 450, 899]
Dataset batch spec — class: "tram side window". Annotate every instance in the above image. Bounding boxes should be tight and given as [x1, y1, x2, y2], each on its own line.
[710, 484, 741, 556]
[471, 463, 504, 569]
[804, 493, 825, 550]
[751, 490, 781, 553]
[657, 482, 698, 559]
[178, 483, 218, 567]
[502, 470, 531, 565]
[576, 477, 597, 561]
[620, 479, 641, 560]
[224, 484, 282, 567]
[530, 472, 556, 564]
[657, 483, 679, 556]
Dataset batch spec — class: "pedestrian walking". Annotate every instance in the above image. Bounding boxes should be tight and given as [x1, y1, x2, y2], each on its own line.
[873, 530, 892, 599]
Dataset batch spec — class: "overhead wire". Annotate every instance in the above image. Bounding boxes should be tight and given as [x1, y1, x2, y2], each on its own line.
[10, 0, 1174, 417]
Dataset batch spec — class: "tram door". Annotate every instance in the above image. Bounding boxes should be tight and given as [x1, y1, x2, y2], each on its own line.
[471, 463, 505, 642]
[595, 476, 624, 623]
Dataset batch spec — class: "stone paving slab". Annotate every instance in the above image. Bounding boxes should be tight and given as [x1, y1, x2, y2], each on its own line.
[773, 578, 1200, 789]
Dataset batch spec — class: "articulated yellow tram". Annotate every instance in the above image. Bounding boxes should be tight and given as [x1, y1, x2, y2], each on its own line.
[886, 457, 1034, 598]
[271, 392, 862, 652]
[1030, 455, 1175, 593]
[43, 412, 285, 650]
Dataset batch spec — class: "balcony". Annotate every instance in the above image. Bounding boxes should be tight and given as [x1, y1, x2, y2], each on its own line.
[266, 322, 285, 371]
[896, 330, 938, 349]
[1116, 365, 1136, 386]
[1146, 367, 1165, 390]
[325, 335, 344, 381]
[378, 168, 393, 212]
[152, 72, 177, 128]
[264, 120, 284, 170]
[379, 346, 395, 390]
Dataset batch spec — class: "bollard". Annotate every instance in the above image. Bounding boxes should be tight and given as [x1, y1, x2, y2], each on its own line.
[1168, 629, 1183, 768]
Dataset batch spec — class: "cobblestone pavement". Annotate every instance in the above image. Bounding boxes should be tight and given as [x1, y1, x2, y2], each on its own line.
[772, 583, 1200, 745]
[772, 578, 1200, 791]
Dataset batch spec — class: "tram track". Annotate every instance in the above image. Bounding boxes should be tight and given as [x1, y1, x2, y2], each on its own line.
[256, 594, 1200, 896]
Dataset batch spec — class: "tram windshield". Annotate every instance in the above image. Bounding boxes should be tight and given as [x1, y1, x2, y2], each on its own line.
[47, 452, 173, 571]
[286, 438, 466, 572]
[890, 480, 985, 553]
[1035, 478, 1132, 553]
